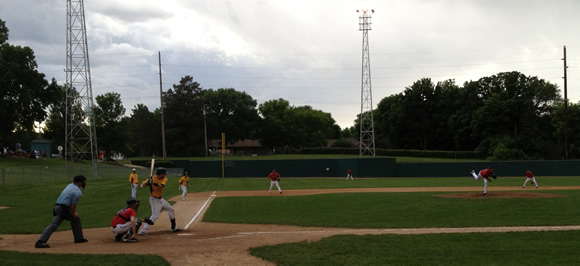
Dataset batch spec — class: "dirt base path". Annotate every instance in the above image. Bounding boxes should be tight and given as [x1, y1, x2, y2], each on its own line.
[2, 186, 580, 265]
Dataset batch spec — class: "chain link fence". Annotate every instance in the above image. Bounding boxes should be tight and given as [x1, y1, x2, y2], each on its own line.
[1, 165, 184, 188]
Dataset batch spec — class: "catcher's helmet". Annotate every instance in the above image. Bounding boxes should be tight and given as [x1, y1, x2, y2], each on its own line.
[127, 197, 138, 206]
[156, 167, 167, 175]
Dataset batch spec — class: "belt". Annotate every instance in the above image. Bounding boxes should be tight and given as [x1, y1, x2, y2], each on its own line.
[55, 203, 70, 208]
[152, 196, 162, 199]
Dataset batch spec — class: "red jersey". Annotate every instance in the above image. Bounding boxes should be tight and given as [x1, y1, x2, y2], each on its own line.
[525, 170, 533, 178]
[480, 168, 494, 178]
[347, 170, 352, 175]
[111, 207, 136, 227]
[268, 172, 280, 181]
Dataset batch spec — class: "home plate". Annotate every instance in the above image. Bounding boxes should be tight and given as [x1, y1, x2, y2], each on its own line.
[178, 233, 194, 236]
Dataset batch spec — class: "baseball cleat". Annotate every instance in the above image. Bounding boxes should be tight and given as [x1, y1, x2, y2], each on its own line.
[74, 238, 88, 244]
[522, 186, 525, 189]
[482, 192, 487, 196]
[172, 228, 182, 233]
[280, 191, 282, 194]
[35, 241, 50, 248]
[138, 232, 147, 236]
[470, 170, 475, 176]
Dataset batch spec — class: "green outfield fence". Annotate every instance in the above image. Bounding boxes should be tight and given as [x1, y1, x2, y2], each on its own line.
[133, 158, 580, 178]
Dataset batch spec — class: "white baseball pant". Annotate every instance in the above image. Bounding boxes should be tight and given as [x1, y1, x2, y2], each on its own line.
[131, 183, 138, 198]
[523, 177, 539, 188]
[269, 180, 281, 192]
[139, 196, 175, 234]
[180, 185, 188, 200]
[471, 171, 488, 194]
[111, 221, 132, 235]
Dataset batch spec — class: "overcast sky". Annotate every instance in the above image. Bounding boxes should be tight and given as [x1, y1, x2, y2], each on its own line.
[1, 0, 579, 129]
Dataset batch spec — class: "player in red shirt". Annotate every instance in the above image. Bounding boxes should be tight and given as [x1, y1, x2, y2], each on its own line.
[470, 167, 497, 196]
[111, 198, 142, 242]
[522, 170, 539, 189]
[346, 169, 353, 181]
[268, 169, 282, 194]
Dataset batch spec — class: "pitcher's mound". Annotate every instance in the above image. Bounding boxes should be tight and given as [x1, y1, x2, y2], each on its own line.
[435, 192, 564, 199]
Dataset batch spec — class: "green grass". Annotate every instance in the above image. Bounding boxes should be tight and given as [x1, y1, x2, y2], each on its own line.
[0, 157, 68, 167]
[203, 190, 580, 228]
[188, 176, 580, 192]
[250, 231, 580, 265]
[0, 178, 181, 234]
[0, 251, 169, 266]
[1, 172, 579, 265]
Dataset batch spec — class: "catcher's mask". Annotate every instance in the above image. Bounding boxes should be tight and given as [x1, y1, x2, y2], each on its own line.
[73, 175, 86, 189]
[127, 197, 140, 211]
[156, 167, 167, 175]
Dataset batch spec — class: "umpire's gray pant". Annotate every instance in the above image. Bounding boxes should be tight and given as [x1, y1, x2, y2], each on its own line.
[39, 204, 84, 243]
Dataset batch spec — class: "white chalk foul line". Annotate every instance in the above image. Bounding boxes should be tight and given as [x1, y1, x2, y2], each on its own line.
[184, 191, 216, 230]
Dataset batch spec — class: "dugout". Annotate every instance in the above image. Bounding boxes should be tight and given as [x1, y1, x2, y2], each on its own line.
[30, 140, 51, 158]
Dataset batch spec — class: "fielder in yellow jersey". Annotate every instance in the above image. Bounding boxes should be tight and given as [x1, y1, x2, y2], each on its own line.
[129, 168, 138, 198]
[138, 168, 181, 235]
[178, 172, 190, 201]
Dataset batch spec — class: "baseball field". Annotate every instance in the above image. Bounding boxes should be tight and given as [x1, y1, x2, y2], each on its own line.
[1, 169, 580, 265]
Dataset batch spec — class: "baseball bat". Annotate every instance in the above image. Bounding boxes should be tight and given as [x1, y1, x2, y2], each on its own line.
[149, 158, 156, 177]
[141, 158, 155, 188]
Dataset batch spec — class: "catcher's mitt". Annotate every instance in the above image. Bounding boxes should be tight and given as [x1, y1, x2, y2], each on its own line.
[144, 218, 155, 225]
[492, 175, 497, 179]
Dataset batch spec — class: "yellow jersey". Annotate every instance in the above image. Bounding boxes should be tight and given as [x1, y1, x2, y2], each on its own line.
[129, 173, 138, 184]
[147, 175, 167, 198]
[178, 175, 189, 186]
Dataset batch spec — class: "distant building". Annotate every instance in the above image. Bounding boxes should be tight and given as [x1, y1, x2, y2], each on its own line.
[208, 139, 264, 156]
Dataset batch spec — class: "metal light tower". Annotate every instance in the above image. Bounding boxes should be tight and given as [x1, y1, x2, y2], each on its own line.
[357, 9, 376, 157]
[65, 0, 98, 174]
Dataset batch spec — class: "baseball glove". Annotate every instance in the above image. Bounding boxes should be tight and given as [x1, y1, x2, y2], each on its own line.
[492, 175, 497, 179]
[144, 218, 155, 225]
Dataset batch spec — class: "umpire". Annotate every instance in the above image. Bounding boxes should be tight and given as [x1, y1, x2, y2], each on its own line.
[35, 175, 89, 248]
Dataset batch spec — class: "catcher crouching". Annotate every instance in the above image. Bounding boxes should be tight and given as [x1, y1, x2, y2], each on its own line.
[111, 197, 154, 242]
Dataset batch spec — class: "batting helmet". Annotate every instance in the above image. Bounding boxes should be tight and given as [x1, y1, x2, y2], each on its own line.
[156, 167, 167, 175]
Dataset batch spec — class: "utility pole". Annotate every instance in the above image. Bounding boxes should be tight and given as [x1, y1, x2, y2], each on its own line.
[563, 45, 569, 160]
[159, 51, 167, 160]
[65, 0, 98, 177]
[357, 9, 376, 157]
[203, 105, 208, 157]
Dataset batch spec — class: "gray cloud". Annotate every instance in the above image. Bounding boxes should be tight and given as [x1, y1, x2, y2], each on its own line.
[1, 0, 578, 128]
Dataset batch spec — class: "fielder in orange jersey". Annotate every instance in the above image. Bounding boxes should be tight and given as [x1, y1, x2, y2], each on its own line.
[138, 168, 181, 235]
[268, 169, 282, 194]
[470, 167, 497, 196]
[178, 171, 190, 201]
[129, 168, 138, 198]
[522, 170, 539, 189]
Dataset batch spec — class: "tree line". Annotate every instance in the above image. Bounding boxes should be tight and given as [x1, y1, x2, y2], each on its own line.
[1, 19, 575, 160]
